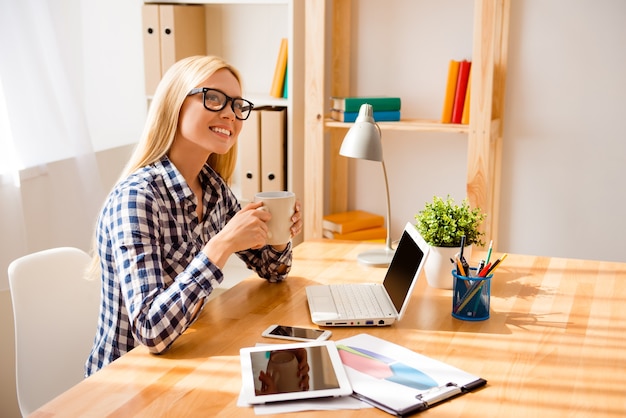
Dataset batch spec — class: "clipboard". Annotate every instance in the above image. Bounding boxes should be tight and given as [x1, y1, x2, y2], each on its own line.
[336, 334, 487, 416]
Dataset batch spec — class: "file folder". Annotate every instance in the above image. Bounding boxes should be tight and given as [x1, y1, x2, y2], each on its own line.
[260, 106, 287, 192]
[238, 109, 262, 200]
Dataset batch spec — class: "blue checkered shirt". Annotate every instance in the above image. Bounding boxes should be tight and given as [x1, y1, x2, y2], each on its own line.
[85, 156, 291, 376]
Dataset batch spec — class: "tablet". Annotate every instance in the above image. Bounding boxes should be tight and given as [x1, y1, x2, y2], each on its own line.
[240, 341, 353, 404]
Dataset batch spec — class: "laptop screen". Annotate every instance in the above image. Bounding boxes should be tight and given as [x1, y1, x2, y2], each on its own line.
[383, 229, 425, 313]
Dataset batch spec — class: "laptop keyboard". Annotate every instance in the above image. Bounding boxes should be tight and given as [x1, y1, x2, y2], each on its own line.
[330, 284, 388, 319]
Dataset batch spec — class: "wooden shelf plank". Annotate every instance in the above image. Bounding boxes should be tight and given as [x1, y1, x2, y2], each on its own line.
[325, 118, 472, 134]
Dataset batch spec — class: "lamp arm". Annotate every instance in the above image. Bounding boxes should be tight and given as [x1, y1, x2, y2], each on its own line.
[381, 160, 393, 252]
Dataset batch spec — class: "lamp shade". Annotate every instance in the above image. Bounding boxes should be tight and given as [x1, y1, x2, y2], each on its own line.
[339, 104, 383, 162]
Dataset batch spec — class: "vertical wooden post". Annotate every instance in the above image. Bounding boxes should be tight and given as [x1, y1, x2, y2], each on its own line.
[329, 0, 351, 215]
[303, 0, 326, 239]
[466, 0, 509, 247]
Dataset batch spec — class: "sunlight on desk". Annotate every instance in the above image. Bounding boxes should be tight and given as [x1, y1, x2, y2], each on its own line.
[31, 240, 626, 417]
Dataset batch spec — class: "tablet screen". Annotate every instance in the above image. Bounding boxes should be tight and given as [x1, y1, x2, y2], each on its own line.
[240, 341, 352, 404]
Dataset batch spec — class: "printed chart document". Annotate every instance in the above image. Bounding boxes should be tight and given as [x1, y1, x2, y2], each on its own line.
[336, 334, 487, 416]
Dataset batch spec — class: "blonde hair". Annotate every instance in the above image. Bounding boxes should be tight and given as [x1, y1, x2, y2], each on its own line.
[88, 55, 244, 278]
[122, 55, 242, 183]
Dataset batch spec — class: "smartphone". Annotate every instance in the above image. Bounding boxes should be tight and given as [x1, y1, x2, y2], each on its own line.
[261, 324, 332, 342]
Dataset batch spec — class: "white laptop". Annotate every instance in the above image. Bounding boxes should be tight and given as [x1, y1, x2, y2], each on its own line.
[305, 222, 430, 327]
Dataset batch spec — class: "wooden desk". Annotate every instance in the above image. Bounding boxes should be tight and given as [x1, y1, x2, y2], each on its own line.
[33, 240, 626, 417]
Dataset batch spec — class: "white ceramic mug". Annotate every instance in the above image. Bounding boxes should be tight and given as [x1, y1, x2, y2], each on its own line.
[253, 191, 296, 246]
[266, 350, 301, 393]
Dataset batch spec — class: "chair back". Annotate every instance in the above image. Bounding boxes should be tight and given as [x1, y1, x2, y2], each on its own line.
[8, 247, 100, 415]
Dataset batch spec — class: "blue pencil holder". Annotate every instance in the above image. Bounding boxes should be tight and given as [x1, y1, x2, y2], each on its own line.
[451, 268, 492, 321]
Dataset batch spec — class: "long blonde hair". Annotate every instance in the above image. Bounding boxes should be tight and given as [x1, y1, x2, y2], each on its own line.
[88, 55, 244, 278]
[122, 55, 242, 182]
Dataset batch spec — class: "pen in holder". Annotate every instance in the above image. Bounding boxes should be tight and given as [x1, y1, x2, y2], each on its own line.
[451, 268, 492, 321]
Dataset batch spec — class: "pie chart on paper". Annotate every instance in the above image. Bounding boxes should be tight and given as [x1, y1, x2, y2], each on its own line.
[337, 345, 438, 390]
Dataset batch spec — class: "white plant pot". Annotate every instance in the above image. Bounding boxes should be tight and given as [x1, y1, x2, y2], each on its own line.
[424, 245, 473, 289]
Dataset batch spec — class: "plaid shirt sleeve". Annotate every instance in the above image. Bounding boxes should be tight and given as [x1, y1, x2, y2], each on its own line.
[237, 244, 292, 282]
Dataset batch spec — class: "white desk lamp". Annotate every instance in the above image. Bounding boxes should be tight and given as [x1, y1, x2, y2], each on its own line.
[339, 103, 395, 267]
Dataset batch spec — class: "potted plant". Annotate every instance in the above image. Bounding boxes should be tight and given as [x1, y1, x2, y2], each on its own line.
[414, 195, 486, 289]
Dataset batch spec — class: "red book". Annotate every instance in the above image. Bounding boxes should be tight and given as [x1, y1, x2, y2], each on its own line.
[451, 60, 471, 124]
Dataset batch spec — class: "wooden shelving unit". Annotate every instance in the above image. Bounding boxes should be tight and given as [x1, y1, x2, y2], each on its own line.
[303, 0, 510, 245]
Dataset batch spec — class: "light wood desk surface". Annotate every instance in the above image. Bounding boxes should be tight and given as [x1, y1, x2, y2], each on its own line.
[34, 240, 626, 417]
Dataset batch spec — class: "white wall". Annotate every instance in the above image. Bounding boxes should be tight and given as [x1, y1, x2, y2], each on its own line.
[81, 0, 146, 151]
[348, 0, 626, 263]
[500, 1, 626, 262]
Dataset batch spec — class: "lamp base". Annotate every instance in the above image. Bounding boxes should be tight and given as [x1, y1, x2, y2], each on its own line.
[356, 248, 396, 268]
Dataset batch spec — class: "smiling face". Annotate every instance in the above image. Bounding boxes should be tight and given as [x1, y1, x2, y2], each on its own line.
[173, 68, 244, 160]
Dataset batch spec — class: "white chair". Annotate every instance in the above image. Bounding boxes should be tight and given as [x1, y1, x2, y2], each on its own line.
[8, 247, 100, 416]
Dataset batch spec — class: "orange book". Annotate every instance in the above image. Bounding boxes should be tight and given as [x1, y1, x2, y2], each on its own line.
[270, 38, 288, 98]
[451, 60, 471, 124]
[441, 60, 460, 123]
[461, 66, 472, 125]
[323, 226, 387, 241]
[322, 210, 384, 234]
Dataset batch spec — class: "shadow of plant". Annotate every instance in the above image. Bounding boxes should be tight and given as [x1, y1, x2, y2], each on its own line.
[503, 311, 573, 331]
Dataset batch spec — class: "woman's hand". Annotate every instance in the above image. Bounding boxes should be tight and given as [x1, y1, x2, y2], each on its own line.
[202, 202, 270, 267]
[223, 201, 272, 250]
[289, 199, 303, 239]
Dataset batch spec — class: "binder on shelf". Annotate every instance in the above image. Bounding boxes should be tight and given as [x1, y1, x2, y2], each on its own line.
[142, 4, 206, 97]
[337, 334, 487, 416]
[237, 109, 262, 200]
[259, 106, 287, 192]
[142, 5, 161, 96]
[323, 210, 385, 234]
[270, 38, 288, 98]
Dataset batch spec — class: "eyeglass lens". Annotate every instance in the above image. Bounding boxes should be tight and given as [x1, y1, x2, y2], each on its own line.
[203, 89, 252, 120]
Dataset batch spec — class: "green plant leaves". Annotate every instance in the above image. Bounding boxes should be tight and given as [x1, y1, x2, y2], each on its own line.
[414, 195, 486, 247]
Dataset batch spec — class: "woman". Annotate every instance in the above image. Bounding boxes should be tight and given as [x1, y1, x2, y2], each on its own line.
[85, 56, 302, 376]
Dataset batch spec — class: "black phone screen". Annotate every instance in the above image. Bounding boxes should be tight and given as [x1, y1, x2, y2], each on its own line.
[270, 325, 325, 339]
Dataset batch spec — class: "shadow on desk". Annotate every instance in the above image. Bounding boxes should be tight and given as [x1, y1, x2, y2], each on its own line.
[399, 271, 572, 335]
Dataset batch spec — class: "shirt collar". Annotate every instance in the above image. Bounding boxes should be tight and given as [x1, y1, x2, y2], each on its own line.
[156, 155, 193, 203]
[156, 155, 220, 203]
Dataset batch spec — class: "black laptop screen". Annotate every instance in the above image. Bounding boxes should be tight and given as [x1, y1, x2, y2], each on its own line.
[383, 230, 424, 312]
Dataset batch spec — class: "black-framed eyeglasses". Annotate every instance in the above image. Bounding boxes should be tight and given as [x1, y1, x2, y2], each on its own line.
[187, 87, 254, 120]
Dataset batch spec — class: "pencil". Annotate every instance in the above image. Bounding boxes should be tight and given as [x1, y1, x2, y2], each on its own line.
[485, 240, 493, 263]
[478, 262, 492, 277]
[454, 281, 484, 313]
[455, 255, 467, 277]
[486, 253, 508, 275]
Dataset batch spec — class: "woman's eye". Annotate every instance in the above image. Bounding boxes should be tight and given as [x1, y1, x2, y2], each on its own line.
[206, 93, 222, 104]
